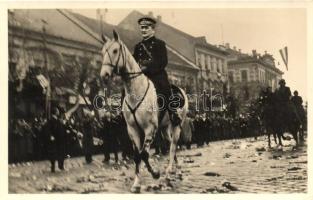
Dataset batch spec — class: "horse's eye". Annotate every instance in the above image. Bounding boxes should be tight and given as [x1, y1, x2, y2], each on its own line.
[113, 49, 118, 54]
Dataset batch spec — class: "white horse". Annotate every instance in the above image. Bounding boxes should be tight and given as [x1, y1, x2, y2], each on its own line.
[100, 30, 188, 193]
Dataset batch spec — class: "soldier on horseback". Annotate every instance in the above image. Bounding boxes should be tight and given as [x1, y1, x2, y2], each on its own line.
[133, 16, 181, 126]
[275, 79, 292, 125]
[291, 90, 305, 125]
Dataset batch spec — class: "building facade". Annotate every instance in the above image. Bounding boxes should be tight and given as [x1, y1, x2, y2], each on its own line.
[8, 9, 105, 119]
[194, 37, 229, 94]
[225, 46, 283, 111]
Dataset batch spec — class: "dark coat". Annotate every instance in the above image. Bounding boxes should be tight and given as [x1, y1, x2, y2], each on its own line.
[43, 116, 67, 160]
[133, 36, 171, 95]
[275, 86, 291, 103]
[291, 95, 305, 123]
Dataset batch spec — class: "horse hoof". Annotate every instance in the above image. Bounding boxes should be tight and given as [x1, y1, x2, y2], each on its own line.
[166, 169, 176, 175]
[152, 170, 160, 180]
[130, 185, 141, 193]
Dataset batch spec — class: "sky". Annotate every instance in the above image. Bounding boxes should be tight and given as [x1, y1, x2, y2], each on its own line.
[73, 8, 308, 101]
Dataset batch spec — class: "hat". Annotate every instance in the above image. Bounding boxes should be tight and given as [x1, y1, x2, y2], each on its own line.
[279, 79, 286, 85]
[138, 16, 156, 26]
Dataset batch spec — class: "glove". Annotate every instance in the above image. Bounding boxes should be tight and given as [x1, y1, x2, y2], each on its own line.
[140, 66, 148, 73]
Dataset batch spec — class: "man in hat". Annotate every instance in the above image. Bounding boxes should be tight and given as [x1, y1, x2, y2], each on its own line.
[43, 107, 67, 172]
[133, 16, 181, 125]
[275, 79, 293, 129]
[276, 79, 291, 103]
[291, 90, 305, 126]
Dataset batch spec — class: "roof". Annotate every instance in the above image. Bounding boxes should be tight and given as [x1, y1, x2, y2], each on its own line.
[9, 9, 102, 48]
[69, 11, 198, 70]
[228, 57, 283, 75]
[118, 10, 228, 61]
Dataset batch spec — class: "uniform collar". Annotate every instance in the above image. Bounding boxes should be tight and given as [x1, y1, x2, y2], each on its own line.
[142, 35, 155, 42]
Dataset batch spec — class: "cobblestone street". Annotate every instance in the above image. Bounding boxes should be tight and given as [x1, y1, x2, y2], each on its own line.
[9, 136, 307, 193]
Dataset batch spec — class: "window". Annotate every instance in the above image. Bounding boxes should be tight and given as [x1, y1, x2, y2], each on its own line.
[62, 54, 76, 67]
[197, 54, 201, 67]
[228, 71, 234, 83]
[241, 70, 248, 82]
[216, 59, 220, 73]
[220, 60, 225, 73]
[206, 56, 211, 71]
[258, 69, 265, 83]
[211, 57, 216, 72]
[200, 54, 205, 69]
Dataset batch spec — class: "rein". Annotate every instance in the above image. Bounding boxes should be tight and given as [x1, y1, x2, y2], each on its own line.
[102, 40, 151, 151]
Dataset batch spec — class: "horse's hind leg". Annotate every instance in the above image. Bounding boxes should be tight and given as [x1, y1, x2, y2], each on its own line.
[273, 132, 278, 144]
[166, 125, 180, 176]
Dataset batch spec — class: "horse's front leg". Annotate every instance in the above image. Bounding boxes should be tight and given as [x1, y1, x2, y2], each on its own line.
[141, 149, 160, 179]
[128, 126, 143, 193]
[267, 132, 271, 148]
[140, 127, 160, 179]
[166, 125, 180, 176]
[131, 148, 142, 193]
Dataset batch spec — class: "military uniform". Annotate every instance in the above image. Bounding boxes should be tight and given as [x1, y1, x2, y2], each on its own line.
[276, 86, 291, 103]
[134, 16, 181, 125]
[43, 115, 67, 172]
[275, 85, 293, 124]
[291, 94, 305, 125]
[133, 36, 171, 110]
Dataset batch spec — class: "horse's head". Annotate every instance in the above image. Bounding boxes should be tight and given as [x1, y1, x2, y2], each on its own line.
[100, 30, 125, 82]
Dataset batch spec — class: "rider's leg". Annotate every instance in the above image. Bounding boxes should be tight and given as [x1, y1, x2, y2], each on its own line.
[153, 79, 181, 126]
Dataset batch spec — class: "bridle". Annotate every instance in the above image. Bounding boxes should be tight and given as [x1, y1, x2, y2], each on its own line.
[102, 41, 143, 80]
[102, 40, 151, 149]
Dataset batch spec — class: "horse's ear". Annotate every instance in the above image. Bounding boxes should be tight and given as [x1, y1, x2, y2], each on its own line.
[101, 34, 107, 43]
[113, 29, 119, 41]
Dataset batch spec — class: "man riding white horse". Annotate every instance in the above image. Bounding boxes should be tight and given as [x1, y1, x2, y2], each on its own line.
[133, 16, 181, 126]
[99, 19, 188, 192]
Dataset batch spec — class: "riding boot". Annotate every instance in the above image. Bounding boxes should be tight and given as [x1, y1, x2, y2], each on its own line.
[169, 110, 182, 126]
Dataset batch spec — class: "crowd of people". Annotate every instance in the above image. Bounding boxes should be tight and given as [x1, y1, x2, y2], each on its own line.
[9, 107, 132, 169]
[9, 80, 307, 173]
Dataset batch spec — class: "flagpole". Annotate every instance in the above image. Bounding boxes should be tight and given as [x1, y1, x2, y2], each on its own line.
[41, 20, 51, 120]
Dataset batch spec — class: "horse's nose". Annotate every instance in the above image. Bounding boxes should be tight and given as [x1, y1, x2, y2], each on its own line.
[100, 66, 109, 78]
[100, 67, 111, 85]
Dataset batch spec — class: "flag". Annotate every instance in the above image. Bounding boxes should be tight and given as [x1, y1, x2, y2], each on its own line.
[279, 46, 288, 70]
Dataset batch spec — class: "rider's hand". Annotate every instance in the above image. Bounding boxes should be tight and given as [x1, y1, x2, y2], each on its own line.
[140, 66, 148, 72]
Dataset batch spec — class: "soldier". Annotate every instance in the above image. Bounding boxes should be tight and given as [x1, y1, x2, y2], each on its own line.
[101, 112, 113, 163]
[81, 108, 95, 164]
[204, 113, 211, 145]
[275, 79, 292, 126]
[115, 112, 133, 160]
[291, 90, 305, 124]
[43, 108, 67, 173]
[192, 113, 200, 145]
[239, 114, 248, 138]
[276, 79, 291, 102]
[133, 16, 181, 125]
